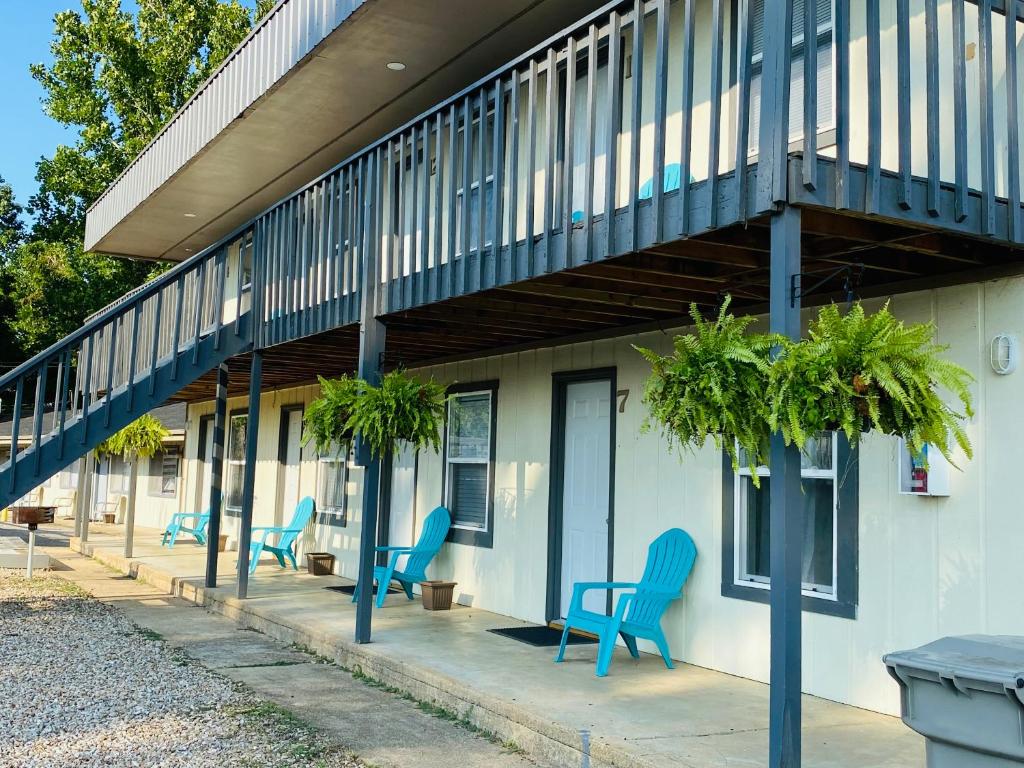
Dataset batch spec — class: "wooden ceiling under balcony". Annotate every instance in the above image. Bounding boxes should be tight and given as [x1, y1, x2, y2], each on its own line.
[168, 204, 1024, 402]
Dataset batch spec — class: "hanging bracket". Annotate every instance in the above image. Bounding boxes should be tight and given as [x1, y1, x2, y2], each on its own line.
[790, 263, 864, 309]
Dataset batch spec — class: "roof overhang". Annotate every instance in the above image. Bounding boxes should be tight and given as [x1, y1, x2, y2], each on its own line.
[85, 0, 603, 261]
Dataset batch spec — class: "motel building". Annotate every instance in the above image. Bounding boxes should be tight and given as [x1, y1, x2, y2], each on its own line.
[2, 1, 1024, 766]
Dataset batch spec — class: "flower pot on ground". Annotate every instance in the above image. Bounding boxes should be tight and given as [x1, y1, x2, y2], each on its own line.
[103, 512, 116, 524]
[420, 581, 457, 611]
[217, 534, 228, 553]
[306, 552, 335, 575]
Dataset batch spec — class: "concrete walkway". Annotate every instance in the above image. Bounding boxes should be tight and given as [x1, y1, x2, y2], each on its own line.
[52, 520, 924, 768]
[38, 544, 548, 768]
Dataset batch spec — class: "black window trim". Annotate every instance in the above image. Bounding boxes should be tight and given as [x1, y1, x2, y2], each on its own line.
[442, 380, 498, 548]
[720, 433, 859, 620]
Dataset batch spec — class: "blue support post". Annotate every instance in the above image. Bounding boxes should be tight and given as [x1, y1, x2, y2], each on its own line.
[205, 363, 229, 588]
[354, 153, 384, 645]
[236, 351, 263, 599]
[768, 205, 803, 768]
[755, 0, 795, 213]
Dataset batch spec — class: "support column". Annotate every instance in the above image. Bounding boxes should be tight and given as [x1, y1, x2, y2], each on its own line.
[768, 205, 803, 768]
[354, 152, 384, 645]
[123, 459, 139, 558]
[205, 363, 229, 587]
[79, 453, 95, 542]
[236, 352, 263, 599]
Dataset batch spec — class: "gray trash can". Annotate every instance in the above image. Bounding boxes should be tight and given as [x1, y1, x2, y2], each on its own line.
[884, 635, 1024, 767]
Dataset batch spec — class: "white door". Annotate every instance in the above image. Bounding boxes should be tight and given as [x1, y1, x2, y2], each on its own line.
[559, 379, 612, 618]
[279, 409, 303, 518]
[389, 441, 417, 550]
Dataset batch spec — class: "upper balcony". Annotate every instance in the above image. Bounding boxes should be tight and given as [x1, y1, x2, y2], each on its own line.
[72, 0, 1024, 393]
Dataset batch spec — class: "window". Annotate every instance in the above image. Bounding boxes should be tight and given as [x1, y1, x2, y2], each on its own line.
[148, 449, 180, 498]
[721, 432, 859, 619]
[443, 382, 498, 547]
[454, 109, 496, 256]
[317, 445, 349, 527]
[225, 413, 247, 516]
[749, 0, 834, 151]
[107, 455, 129, 495]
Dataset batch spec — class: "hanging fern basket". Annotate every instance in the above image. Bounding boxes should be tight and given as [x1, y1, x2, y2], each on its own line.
[637, 297, 974, 473]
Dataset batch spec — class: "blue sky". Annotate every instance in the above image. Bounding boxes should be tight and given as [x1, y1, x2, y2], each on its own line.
[0, 1, 258, 217]
[0, 1, 78, 211]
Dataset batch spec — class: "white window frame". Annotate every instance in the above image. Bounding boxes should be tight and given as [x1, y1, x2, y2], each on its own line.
[317, 445, 350, 525]
[748, 0, 837, 153]
[733, 433, 839, 602]
[149, 449, 180, 498]
[225, 413, 247, 513]
[444, 389, 494, 533]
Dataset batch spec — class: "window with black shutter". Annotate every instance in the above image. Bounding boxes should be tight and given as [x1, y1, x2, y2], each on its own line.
[444, 383, 497, 548]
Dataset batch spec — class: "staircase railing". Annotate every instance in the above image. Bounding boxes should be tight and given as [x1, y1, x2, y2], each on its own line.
[0, 226, 256, 499]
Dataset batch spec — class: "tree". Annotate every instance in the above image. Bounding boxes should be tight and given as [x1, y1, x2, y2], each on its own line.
[1, 0, 274, 359]
[0, 176, 26, 368]
[4, 240, 153, 354]
[29, 0, 274, 241]
[0, 176, 24, 259]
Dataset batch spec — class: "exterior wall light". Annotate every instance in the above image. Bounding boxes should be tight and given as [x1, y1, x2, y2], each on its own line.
[991, 333, 1019, 375]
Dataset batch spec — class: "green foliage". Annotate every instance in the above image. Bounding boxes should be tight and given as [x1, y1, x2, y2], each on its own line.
[96, 414, 169, 459]
[347, 370, 448, 459]
[3, 240, 153, 354]
[637, 298, 975, 473]
[635, 298, 778, 476]
[768, 302, 974, 463]
[302, 375, 362, 456]
[0, 176, 24, 259]
[29, 0, 274, 240]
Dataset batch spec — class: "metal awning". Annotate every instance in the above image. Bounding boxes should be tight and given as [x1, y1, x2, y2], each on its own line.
[84, 0, 601, 261]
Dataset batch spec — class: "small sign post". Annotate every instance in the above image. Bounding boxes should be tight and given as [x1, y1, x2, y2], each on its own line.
[10, 506, 55, 578]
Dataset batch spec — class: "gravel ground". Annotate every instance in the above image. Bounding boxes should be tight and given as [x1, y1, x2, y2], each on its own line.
[0, 571, 364, 768]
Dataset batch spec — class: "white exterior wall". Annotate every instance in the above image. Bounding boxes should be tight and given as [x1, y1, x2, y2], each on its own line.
[180, 385, 365, 579]
[392, 278, 1023, 718]
[168, 276, 1024, 717]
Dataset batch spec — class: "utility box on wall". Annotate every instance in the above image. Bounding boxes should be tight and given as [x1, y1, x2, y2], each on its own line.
[897, 439, 951, 496]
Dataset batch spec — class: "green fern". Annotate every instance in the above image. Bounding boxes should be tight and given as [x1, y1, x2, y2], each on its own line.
[767, 301, 974, 464]
[635, 297, 779, 479]
[302, 375, 362, 457]
[346, 369, 447, 459]
[96, 414, 168, 460]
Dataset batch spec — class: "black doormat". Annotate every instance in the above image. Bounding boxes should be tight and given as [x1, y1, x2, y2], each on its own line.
[324, 585, 403, 596]
[487, 625, 597, 647]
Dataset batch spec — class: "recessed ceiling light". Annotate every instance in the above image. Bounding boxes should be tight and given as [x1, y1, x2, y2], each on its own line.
[183, 212, 197, 218]
[184, 247, 193, 252]
[386, 61, 406, 71]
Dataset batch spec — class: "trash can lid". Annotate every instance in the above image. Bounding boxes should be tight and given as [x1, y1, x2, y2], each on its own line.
[884, 635, 1024, 690]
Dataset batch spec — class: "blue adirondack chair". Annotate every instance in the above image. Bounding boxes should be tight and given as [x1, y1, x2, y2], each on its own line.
[161, 510, 211, 548]
[248, 496, 316, 575]
[353, 506, 451, 608]
[555, 528, 697, 677]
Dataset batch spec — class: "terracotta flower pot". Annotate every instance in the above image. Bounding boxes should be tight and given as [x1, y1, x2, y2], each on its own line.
[420, 581, 457, 611]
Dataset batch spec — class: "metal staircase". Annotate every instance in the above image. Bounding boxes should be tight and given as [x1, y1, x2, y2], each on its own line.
[0, 230, 257, 509]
